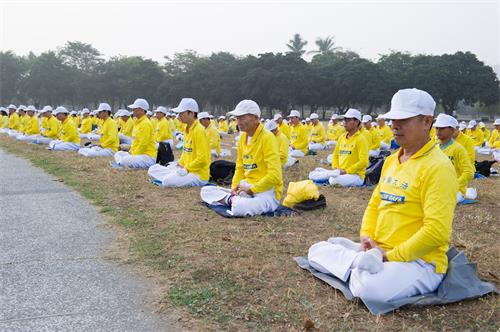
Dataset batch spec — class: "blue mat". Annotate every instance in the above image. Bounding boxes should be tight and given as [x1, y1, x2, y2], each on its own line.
[203, 202, 298, 218]
[457, 199, 478, 205]
[294, 247, 497, 315]
[474, 173, 487, 180]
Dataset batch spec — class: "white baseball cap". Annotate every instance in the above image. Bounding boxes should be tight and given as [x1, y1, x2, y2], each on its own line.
[310, 113, 319, 120]
[459, 123, 467, 130]
[288, 110, 301, 118]
[228, 100, 261, 117]
[18, 105, 27, 111]
[97, 103, 112, 112]
[331, 114, 340, 120]
[7, 104, 17, 109]
[146, 111, 153, 116]
[382, 88, 436, 120]
[120, 110, 132, 117]
[198, 112, 211, 120]
[274, 113, 282, 120]
[81, 109, 90, 115]
[42, 105, 53, 113]
[174, 98, 199, 113]
[376, 114, 385, 121]
[70, 111, 77, 116]
[361, 115, 372, 123]
[218, 116, 226, 120]
[265, 119, 278, 131]
[478, 122, 486, 128]
[494, 119, 500, 125]
[53, 106, 69, 115]
[26, 105, 37, 112]
[128, 98, 149, 111]
[344, 108, 362, 121]
[154, 106, 168, 115]
[433, 113, 458, 128]
[467, 120, 477, 129]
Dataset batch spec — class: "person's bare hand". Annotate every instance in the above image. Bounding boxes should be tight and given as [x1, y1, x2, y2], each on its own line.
[360, 236, 373, 251]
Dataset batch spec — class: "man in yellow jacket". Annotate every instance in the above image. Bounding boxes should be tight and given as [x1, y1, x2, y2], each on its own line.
[113, 98, 157, 168]
[274, 113, 291, 139]
[79, 108, 93, 139]
[265, 119, 297, 168]
[48, 106, 81, 151]
[218, 116, 229, 136]
[376, 115, 393, 150]
[308, 88, 457, 304]
[198, 111, 221, 157]
[453, 126, 476, 166]
[326, 114, 346, 148]
[0, 108, 9, 133]
[309, 109, 369, 187]
[490, 119, 500, 162]
[434, 114, 475, 203]
[116, 109, 134, 145]
[308, 113, 327, 152]
[16, 105, 40, 141]
[288, 110, 309, 157]
[6, 104, 20, 136]
[79, 103, 119, 157]
[153, 106, 174, 147]
[201, 100, 283, 217]
[35, 106, 61, 144]
[148, 98, 210, 187]
[466, 120, 484, 148]
[361, 115, 381, 157]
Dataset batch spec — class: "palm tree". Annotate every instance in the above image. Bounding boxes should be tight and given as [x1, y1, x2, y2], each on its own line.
[286, 33, 308, 56]
[308, 36, 341, 55]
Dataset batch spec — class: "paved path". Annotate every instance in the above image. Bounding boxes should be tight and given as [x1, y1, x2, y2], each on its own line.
[0, 149, 179, 331]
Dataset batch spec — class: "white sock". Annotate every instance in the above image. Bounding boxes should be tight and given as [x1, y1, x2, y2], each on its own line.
[352, 249, 384, 274]
[327, 237, 361, 252]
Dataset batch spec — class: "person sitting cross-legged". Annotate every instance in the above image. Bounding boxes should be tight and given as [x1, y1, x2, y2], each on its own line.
[78, 103, 119, 157]
[307, 88, 458, 304]
[309, 108, 369, 187]
[148, 98, 210, 187]
[48, 107, 80, 151]
[201, 100, 283, 217]
[113, 98, 157, 168]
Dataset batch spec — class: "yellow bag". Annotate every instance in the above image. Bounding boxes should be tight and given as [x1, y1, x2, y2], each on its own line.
[283, 180, 320, 208]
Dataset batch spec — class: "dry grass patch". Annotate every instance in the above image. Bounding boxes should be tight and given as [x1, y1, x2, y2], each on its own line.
[0, 135, 498, 331]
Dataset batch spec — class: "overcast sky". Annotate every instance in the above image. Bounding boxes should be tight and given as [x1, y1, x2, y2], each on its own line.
[1, 0, 498, 73]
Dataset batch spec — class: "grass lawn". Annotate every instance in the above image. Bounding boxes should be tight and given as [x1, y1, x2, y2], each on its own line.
[0, 134, 498, 332]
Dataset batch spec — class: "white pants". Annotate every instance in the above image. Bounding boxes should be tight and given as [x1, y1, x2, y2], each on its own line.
[7, 130, 19, 137]
[79, 133, 92, 139]
[0, 128, 9, 134]
[380, 142, 390, 150]
[211, 149, 219, 157]
[493, 150, 500, 162]
[309, 167, 340, 182]
[78, 146, 114, 157]
[119, 133, 133, 145]
[289, 149, 305, 158]
[477, 147, 491, 155]
[307, 241, 443, 303]
[148, 164, 207, 187]
[220, 149, 231, 157]
[219, 131, 228, 137]
[200, 182, 280, 217]
[34, 137, 53, 145]
[114, 151, 155, 169]
[326, 140, 337, 148]
[309, 142, 326, 152]
[284, 156, 297, 168]
[87, 133, 101, 141]
[457, 187, 477, 202]
[16, 134, 39, 142]
[329, 174, 364, 187]
[48, 140, 80, 151]
[368, 149, 380, 157]
[327, 154, 333, 164]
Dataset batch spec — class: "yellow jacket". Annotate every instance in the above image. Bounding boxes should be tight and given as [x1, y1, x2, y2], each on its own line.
[60, 117, 80, 143]
[278, 122, 291, 139]
[378, 124, 393, 144]
[120, 117, 134, 137]
[440, 140, 474, 195]
[155, 117, 173, 142]
[455, 131, 475, 164]
[205, 123, 221, 155]
[100, 117, 119, 152]
[218, 120, 229, 133]
[481, 128, 490, 140]
[310, 122, 326, 144]
[80, 117, 93, 134]
[9, 113, 20, 130]
[276, 131, 289, 167]
[44, 116, 62, 139]
[362, 127, 381, 150]
[229, 120, 238, 133]
[233, 124, 283, 199]
[290, 123, 309, 154]
[327, 123, 345, 141]
[0, 115, 8, 128]
[360, 140, 457, 274]
[466, 128, 484, 147]
[179, 120, 210, 181]
[19, 114, 29, 133]
[489, 129, 499, 149]
[130, 116, 157, 158]
[332, 129, 369, 178]
[25, 116, 40, 135]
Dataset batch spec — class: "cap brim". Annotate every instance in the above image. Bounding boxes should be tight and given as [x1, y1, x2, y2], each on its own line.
[381, 110, 419, 120]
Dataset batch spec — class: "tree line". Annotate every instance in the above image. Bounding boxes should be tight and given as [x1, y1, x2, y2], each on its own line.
[1, 38, 498, 118]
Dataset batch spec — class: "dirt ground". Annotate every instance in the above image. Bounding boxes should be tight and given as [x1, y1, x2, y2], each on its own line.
[0, 132, 498, 332]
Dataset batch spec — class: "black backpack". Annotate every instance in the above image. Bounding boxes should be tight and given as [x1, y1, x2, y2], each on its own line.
[364, 156, 386, 185]
[156, 142, 175, 166]
[475, 160, 496, 177]
[210, 160, 236, 185]
[294, 194, 326, 211]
